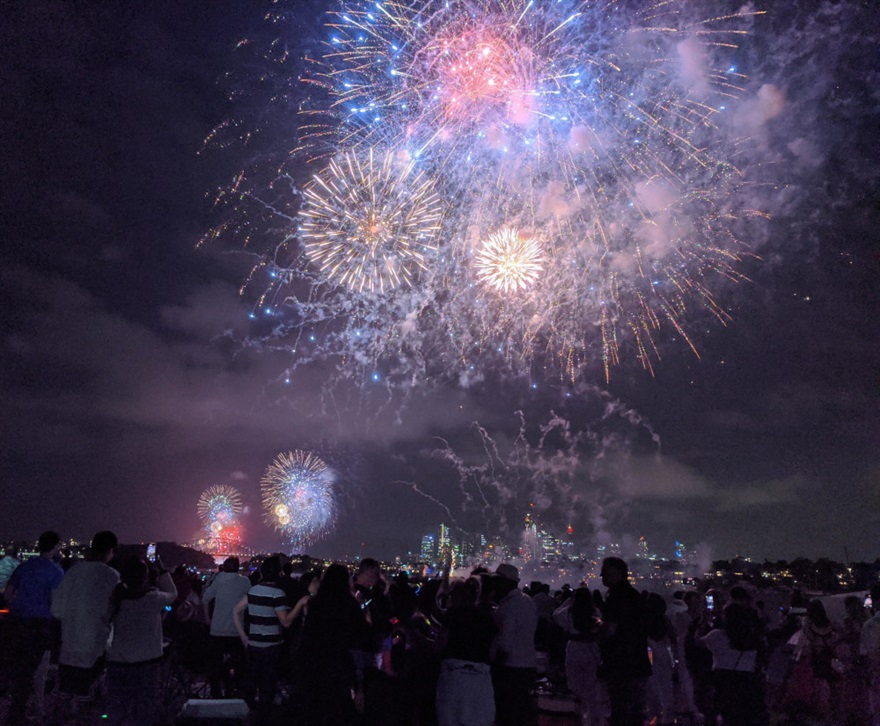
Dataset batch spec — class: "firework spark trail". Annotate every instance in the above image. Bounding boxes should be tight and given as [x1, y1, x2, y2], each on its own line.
[261, 450, 337, 546]
[394, 479, 459, 525]
[208, 0, 769, 386]
[420, 389, 664, 539]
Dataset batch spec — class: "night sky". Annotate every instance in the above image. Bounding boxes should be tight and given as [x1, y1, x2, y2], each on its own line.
[1, 1, 878, 561]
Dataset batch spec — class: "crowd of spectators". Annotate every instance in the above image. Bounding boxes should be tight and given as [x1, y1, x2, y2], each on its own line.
[1, 532, 879, 726]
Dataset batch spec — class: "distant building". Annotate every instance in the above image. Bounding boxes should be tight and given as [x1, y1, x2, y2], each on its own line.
[421, 535, 435, 562]
[674, 539, 690, 566]
[438, 523, 453, 564]
[540, 530, 561, 563]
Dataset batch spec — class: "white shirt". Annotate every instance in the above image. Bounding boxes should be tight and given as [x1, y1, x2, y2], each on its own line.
[492, 588, 538, 668]
[700, 629, 758, 672]
[107, 572, 177, 664]
[52, 560, 120, 668]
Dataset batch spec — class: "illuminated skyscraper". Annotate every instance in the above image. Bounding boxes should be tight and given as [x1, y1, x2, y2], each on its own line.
[421, 534, 435, 562]
[438, 523, 452, 564]
[674, 540, 690, 566]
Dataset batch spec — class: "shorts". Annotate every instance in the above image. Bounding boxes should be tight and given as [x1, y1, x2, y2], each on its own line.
[58, 660, 104, 698]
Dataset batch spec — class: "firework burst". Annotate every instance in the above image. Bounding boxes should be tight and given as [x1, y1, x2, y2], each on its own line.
[197, 485, 244, 550]
[475, 228, 544, 293]
[207, 0, 769, 384]
[261, 451, 337, 546]
[301, 148, 443, 293]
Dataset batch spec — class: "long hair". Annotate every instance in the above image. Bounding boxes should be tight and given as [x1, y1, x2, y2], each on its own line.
[723, 602, 761, 651]
[571, 587, 596, 636]
[316, 563, 351, 601]
[111, 556, 150, 616]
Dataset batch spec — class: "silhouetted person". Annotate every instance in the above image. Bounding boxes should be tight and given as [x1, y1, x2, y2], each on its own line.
[0, 546, 21, 602]
[862, 583, 880, 724]
[203, 556, 250, 698]
[52, 530, 119, 699]
[436, 577, 497, 726]
[298, 563, 365, 724]
[699, 602, 767, 726]
[389, 570, 418, 623]
[554, 585, 607, 726]
[351, 557, 392, 712]
[233, 555, 294, 721]
[105, 555, 176, 726]
[598, 557, 651, 726]
[491, 563, 538, 726]
[3, 530, 63, 724]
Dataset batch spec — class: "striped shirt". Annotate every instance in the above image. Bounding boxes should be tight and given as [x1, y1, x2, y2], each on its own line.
[246, 583, 289, 648]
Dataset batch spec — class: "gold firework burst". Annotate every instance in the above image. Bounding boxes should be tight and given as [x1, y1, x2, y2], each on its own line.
[474, 228, 544, 293]
[301, 149, 443, 294]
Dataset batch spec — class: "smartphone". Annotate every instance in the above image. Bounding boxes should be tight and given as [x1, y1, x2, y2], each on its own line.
[706, 594, 715, 611]
[146, 543, 157, 562]
[866, 595, 873, 609]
